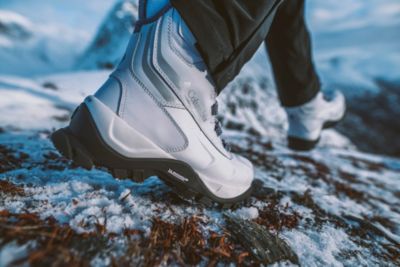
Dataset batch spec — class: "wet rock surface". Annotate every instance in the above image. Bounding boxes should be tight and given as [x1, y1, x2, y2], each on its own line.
[224, 214, 299, 265]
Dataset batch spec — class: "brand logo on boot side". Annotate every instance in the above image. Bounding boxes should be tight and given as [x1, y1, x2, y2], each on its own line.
[168, 168, 189, 182]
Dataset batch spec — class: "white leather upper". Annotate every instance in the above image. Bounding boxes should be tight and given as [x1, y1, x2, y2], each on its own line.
[90, 7, 253, 199]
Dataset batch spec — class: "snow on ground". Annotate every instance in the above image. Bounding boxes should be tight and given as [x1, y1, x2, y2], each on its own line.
[0, 70, 399, 265]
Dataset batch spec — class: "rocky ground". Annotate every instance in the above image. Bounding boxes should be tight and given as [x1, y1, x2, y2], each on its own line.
[0, 73, 399, 266]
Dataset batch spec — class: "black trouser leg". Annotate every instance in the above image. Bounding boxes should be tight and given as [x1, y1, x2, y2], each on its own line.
[170, 0, 283, 92]
[266, 0, 320, 107]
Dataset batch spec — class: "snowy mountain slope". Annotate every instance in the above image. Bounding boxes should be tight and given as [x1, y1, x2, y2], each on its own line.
[0, 10, 87, 76]
[0, 0, 115, 33]
[0, 71, 108, 130]
[0, 72, 399, 266]
[76, 0, 138, 70]
[0, 0, 116, 76]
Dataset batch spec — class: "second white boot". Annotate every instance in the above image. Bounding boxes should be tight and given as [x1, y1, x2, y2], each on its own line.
[285, 90, 346, 150]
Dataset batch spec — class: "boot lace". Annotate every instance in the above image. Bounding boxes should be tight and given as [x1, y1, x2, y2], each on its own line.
[211, 101, 230, 151]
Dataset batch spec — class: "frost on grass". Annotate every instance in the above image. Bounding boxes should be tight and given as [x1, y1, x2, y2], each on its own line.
[0, 127, 399, 266]
[0, 72, 399, 265]
[0, 62, 399, 267]
[0, 210, 255, 266]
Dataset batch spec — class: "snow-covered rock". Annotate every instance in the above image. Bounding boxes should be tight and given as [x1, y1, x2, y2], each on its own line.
[0, 10, 33, 44]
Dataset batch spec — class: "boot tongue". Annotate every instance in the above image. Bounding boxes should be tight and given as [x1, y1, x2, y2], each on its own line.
[165, 8, 230, 156]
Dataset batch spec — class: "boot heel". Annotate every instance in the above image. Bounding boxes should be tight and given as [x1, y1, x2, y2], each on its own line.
[51, 128, 94, 170]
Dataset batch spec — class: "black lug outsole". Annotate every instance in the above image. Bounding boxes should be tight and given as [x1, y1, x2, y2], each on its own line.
[288, 137, 320, 151]
[50, 104, 252, 209]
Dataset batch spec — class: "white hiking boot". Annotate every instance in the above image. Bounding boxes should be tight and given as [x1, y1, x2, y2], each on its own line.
[51, 3, 253, 206]
[285, 91, 346, 151]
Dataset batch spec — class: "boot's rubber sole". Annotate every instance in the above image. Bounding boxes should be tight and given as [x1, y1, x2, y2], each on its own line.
[51, 104, 252, 208]
[288, 117, 343, 151]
